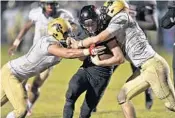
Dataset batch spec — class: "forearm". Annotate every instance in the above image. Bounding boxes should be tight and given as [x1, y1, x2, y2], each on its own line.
[97, 56, 124, 66]
[82, 30, 111, 48]
[15, 21, 33, 44]
[63, 49, 86, 59]
[48, 45, 90, 59]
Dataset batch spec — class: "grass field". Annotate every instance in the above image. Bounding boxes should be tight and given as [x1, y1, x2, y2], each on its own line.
[1, 44, 175, 118]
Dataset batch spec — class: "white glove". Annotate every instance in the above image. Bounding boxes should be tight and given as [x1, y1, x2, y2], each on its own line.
[90, 55, 101, 66]
[82, 45, 106, 56]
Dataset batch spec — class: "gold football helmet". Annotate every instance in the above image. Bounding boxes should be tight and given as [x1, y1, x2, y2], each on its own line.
[103, 0, 129, 17]
[48, 18, 72, 41]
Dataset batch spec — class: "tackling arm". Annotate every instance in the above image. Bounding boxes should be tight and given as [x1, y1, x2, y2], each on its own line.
[48, 43, 105, 59]
[78, 29, 111, 48]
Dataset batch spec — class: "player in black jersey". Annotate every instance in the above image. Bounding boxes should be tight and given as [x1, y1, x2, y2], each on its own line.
[63, 5, 124, 118]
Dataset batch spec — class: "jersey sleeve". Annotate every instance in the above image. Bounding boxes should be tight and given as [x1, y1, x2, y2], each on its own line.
[40, 37, 58, 54]
[106, 12, 129, 39]
[28, 8, 40, 23]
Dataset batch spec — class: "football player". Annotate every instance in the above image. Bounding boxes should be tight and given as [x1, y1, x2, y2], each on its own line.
[160, 0, 175, 88]
[69, 0, 175, 117]
[1, 18, 104, 118]
[63, 5, 124, 118]
[8, 0, 59, 115]
[126, 0, 158, 109]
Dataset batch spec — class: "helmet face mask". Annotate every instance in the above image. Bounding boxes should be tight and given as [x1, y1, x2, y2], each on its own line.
[79, 5, 100, 35]
[82, 19, 98, 34]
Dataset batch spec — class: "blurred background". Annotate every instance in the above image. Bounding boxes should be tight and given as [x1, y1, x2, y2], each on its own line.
[1, 0, 175, 118]
[1, 0, 175, 54]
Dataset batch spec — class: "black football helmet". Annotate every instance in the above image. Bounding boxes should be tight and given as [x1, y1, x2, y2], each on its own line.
[79, 5, 100, 36]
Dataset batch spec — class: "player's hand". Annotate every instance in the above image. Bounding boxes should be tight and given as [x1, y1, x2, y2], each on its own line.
[67, 37, 79, 49]
[8, 45, 17, 56]
[91, 55, 100, 66]
[89, 44, 106, 56]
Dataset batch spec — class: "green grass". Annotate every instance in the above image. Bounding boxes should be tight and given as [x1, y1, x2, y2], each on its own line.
[1, 44, 175, 118]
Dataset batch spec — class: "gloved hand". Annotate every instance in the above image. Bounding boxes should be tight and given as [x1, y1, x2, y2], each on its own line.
[90, 55, 100, 66]
[83, 44, 106, 56]
[89, 44, 106, 56]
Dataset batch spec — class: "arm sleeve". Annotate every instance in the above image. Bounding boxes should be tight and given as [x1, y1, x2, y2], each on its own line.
[28, 8, 38, 23]
[40, 37, 58, 54]
[106, 13, 129, 39]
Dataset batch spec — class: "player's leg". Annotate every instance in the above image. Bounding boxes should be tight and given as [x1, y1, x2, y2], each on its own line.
[63, 69, 88, 118]
[26, 67, 53, 115]
[146, 55, 175, 111]
[1, 64, 28, 118]
[117, 71, 149, 118]
[130, 62, 153, 109]
[80, 67, 112, 118]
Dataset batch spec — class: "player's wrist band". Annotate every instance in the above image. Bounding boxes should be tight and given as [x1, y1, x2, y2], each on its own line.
[83, 49, 90, 56]
[13, 39, 20, 46]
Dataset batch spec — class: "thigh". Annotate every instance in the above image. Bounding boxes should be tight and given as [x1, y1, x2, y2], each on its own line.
[85, 69, 111, 107]
[123, 72, 149, 101]
[1, 66, 27, 112]
[66, 69, 88, 101]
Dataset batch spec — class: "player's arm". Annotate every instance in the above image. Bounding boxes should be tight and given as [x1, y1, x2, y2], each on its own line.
[8, 20, 34, 55]
[137, 1, 157, 30]
[70, 13, 128, 49]
[48, 43, 105, 59]
[91, 40, 125, 66]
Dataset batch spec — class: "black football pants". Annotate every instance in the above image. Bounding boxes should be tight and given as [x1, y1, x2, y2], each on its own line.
[63, 66, 114, 118]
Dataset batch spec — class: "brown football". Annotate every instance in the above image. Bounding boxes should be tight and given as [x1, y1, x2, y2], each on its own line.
[94, 45, 113, 60]
[98, 52, 113, 60]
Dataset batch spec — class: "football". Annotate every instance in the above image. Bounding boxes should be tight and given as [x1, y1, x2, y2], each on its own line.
[99, 53, 113, 60]
[98, 49, 113, 60]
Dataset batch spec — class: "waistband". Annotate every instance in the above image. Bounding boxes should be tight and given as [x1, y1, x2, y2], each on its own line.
[141, 53, 164, 69]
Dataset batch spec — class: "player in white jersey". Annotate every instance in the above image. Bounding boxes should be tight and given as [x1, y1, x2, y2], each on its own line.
[69, 0, 175, 117]
[7, 1, 60, 115]
[1, 18, 105, 118]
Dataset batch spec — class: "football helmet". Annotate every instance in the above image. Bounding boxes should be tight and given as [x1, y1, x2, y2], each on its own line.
[103, 0, 129, 17]
[79, 5, 100, 35]
[48, 18, 72, 41]
[40, 0, 59, 17]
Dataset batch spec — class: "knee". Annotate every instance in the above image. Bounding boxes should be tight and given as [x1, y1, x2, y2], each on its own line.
[15, 106, 27, 118]
[117, 88, 127, 104]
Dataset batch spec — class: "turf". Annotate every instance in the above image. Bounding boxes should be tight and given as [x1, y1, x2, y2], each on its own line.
[1, 44, 175, 118]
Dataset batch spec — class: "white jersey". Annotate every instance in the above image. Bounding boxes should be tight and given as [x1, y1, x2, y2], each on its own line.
[106, 12, 156, 67]
[29, 7, 54, 44]
[8, 36, 62, 79]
